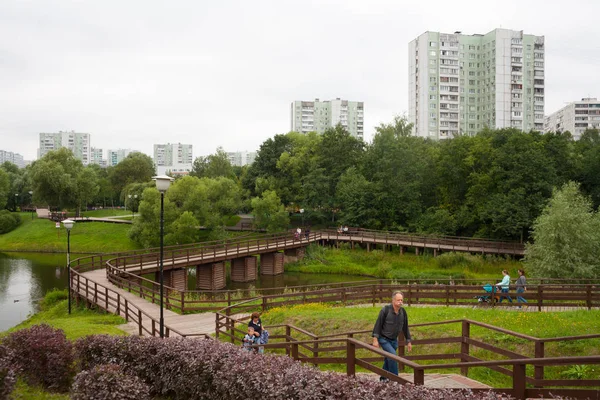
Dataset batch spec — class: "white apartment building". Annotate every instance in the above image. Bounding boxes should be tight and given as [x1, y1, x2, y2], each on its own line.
[0, 150, 25, 168]
[227, 151, 256, 167]
[107, 149, 132, 166]
[544, 98, 600, 140]
[154, 143, 193, 176]
[290, 98, 364, 139]
[409, 29, 545, 139]
[90, 147, 106, 167]
[38, 131, 91, 164]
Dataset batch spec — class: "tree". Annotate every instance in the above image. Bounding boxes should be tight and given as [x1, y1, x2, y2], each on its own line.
[109, 152, 155, 198]
[190, 147, 235, 179]
[251, 190, 289, 232]
[525, 182, 600, 279]
[0, 169, 9, 210]
[128, 187, 178, 248]
[242, 134, 293, 197]
[29, 148, 82, 209]
[164, 211, 200, 245]
[75, 167, 100, 215]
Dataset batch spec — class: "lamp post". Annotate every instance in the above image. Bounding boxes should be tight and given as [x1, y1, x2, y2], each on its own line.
[14, 193, 18, 212]
[128, 194, 138, 219]
[153, 175, 173, 338]
[62, 219, 75, 314]
[300, 208, 304, 228]
[28, 191, 33, 220]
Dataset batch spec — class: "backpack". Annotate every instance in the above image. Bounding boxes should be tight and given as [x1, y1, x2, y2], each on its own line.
[259, 329, 269, 344]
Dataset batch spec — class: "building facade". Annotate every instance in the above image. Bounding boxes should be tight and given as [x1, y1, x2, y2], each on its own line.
[90, 147, 106, 167]
[227, 151, 256, 167]
[107, 149, 132, 166]
[290, 98, 364, 139]
[154, 143, 193, 176]
[0, 150, 25, 168]
[38, 131, 91, 164]
[409, 29, 545, 139]
[544, 98, 600, 140]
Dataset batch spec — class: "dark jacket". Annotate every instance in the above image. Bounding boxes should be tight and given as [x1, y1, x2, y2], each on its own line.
[372, 305, 411, 342]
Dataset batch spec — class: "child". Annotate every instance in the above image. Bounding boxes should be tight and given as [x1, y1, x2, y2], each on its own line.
[242, 326, 257, 352]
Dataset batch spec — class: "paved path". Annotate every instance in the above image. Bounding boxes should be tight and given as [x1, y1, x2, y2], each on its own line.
[80, 269, 215, 337]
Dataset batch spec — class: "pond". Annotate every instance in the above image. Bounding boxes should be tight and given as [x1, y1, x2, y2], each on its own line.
[0, 253, 370, 332]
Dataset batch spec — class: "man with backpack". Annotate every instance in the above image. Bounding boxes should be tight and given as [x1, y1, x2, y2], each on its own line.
[372, 291, 412, 382]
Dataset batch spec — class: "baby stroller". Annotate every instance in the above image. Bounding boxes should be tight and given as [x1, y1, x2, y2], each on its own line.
[475, 284, 500, 304]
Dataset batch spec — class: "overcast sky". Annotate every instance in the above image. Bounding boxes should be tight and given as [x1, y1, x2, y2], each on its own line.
[1, 0, 598, 161]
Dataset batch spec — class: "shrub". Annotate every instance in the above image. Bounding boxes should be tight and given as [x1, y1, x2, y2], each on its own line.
[436, 252, 482, 270]
[41, 288, 68, 307]
[71, 364, 150, 400]
[73, 334, 515, 400]
[3, 324, 73, 392]
[0, 210, 21, 234]
[0, 345, 16, 400]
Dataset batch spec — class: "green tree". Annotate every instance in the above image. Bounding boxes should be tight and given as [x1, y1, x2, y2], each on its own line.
[0, 168, 9, 210]
[108, 152, 155, 199]
[335, 167, 376, 227]
[29, 148, 82, 209]
[251, 190, 289, 232]
[75, 167, 100, 215]
[164, 211, 200, 245]
[525, 182, 600, 279]
[190, 147, 235, 179]
[128, 187, 178, 248]
[242, 134, 293, 197]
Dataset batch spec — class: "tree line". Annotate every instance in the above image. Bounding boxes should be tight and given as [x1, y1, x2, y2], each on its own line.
[1, 118, 600, 248]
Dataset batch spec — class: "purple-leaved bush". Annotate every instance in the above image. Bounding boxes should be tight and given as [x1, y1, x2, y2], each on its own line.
[71, 363, 150, 400]
[0, 344, 16, 400]
[73, 335, 520, 400]
[2, 324, 73, 392]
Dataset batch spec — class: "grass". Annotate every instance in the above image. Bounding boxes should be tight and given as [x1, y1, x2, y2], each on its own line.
[81, 209, 130, 218]
[285, 244, 522, 282]
[0, 214, 140, 253]
[259, 303, 600, 387]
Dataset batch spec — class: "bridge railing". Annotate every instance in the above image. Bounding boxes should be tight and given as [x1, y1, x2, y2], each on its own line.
[216, 302, 600, 400]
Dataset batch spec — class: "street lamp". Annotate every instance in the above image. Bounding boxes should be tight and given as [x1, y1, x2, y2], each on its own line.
[153, 175, 173, 338]
[128, 194, 138, 219]
[300, 208, 304, 228]
[14, 193, 18, 212]
[62, 219, 75, 314]
[28, 191, 33, 220]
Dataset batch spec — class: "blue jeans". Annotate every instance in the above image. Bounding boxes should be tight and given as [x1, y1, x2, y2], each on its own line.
[516, 288, 527, 305]
[499, 288, 512, 303]
[378, 337, 398, 378]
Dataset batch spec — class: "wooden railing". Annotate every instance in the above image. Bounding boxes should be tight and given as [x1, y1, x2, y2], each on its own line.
[216, 306, 600, 400]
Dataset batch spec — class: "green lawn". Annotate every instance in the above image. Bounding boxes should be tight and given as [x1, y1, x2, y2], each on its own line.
[0, 214, 140, 253]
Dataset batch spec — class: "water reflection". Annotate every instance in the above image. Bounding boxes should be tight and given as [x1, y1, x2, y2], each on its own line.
[0, 253, 67, 332]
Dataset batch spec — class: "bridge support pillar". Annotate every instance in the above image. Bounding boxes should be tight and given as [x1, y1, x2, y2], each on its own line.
[433, 249, 438, 257]
[231, 256, 257, 282]
[196, 262, 226, 290]
[366, 242, 371, 251]
[400, 246, 405, 255]
[415, 247, 420, 256]
[260, 252, 284, 275]
[284, 247, 305, 263]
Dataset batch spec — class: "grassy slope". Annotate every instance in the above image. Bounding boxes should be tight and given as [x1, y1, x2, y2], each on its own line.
[261, 303, 600, 387]
[0, 214, 140, 253]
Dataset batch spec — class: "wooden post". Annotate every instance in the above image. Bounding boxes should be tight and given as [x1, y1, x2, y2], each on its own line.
[313, 336, 319, 367]
[534, 341, 544, 388]
[413, 368, 424, 385]
[292, 342, 299, 360]
[398, 330, 406, 373]
[215, 313, 220, 339]
[346, 340, 356, 377]
[138, 310, 142, 336]
[461, 320, 470, 376]
[513, 363, 526, 400]
[286, 326, 291, 357]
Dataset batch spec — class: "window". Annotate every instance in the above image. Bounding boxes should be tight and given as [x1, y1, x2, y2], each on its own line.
[430, 59, 437, 65]
[430, 41, 437, 47]
[430, 103, 437, 109]
[430, 51, 436, 56]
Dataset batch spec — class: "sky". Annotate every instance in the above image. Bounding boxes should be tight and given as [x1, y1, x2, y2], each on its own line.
[1, 0, 598, 162]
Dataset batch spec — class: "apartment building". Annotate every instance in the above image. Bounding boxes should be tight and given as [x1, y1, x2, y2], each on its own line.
[90, 147, 106, 167]
[0, 150, 25, 168]
[154, 143, 193, 176]
[107, 149, 133, 166]
[38, 131, 91, 164]
[409, 29, 545, 139]
[227, 151, 257, 167]
[290, 98, 364, 139]
[544, 98, 600, 140]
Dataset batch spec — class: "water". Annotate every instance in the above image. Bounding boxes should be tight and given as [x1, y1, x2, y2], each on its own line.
[0, 253, 370, 332]
[0, 253, 68, 333]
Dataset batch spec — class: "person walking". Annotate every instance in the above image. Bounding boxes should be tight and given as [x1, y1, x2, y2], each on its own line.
[496, 270, 513, 303]
[372, 291, 412, 382]
[248, 312, 265, 354]
[515, 269, 528, 308]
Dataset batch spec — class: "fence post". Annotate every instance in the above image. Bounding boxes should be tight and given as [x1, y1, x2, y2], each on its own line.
[181, 291, 185, 313]
[215, 313, 220, 339]
[413, 367, 424, 385]
[461, 320, 470, 376]
[125, 299, 129, 321]
[346, 339, 356, 377]
[398, 331, 406, 372]
[313, 336, 319, 367]
[534, 341, 544, 388]
[286, 326, 291, 356]
[513, 362, 526, 400]
[227, 291, 231, 307]
[292, 342, 299, 360]
[262, 296, 267, 312]
[587, 284, 592, 310]
[116, 293, 120, 315]
[138, 310, 142, 336]
[537, 285, 543, 312]
[230, 317, 235, 344]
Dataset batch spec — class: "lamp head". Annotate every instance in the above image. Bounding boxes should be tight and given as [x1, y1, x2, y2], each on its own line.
[62, 219, 75, 230]
[300, 208, 304, 213]
[153, 175, 174, 193]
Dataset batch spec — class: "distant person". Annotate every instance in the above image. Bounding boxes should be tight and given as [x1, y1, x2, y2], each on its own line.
[496, 270, 513, 303]
[295, 227, 301, 240]
[248, 312, 265, 354]
[337, 225, 343, 234]
[343, 226, 348, 234]
[242, 326, 257, 352]
[372, 291, 412, 382]
[515, 269, 528, 308]
[304, 226, 310, 240]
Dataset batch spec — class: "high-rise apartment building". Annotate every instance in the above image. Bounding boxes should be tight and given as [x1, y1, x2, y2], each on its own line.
[0, 150, 25, 168]
[544, 98, 600, 140]
[90, 147, 106, 167]
[154, 143, 193, 176]
[38, 131, 91, 164]
[107, 149, 132, 166]
[227, 151, 257, 167]
[290, 98, 364, 139]
[409, 29, 545, 139]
